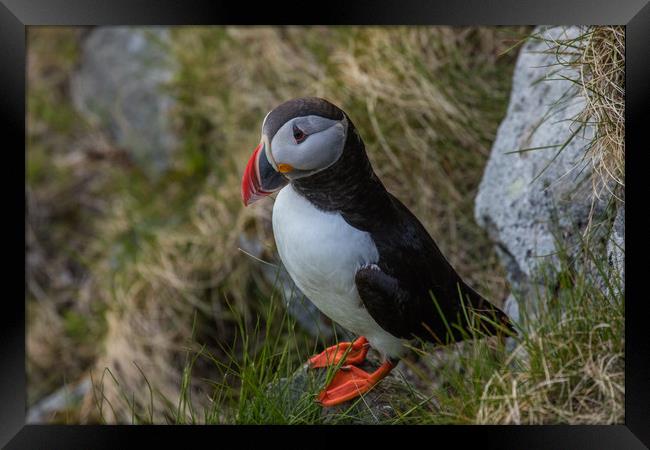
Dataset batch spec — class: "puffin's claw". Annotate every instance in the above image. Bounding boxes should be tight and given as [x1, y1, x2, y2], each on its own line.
[317, 360, 395, 407]
[307, 336, 369, 369]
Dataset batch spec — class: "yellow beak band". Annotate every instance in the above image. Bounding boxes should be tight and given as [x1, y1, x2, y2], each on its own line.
[277, 163, 294, 174]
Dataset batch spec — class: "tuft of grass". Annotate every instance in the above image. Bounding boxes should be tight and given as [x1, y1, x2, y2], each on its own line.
[575, 26, 625, 201]
[525, 26, 625, 204]
[87, 277, 324, 424]
[204, 292, 324, 425]
[475, 240, 624, 424]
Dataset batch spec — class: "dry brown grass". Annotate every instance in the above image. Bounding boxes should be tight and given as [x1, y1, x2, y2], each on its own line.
[81, 175, 258, 423]
[395, 237, 624, 426]
[26, 27, 113, 408]
[477, 290, 624, 425]
[576, 26, 625, 202]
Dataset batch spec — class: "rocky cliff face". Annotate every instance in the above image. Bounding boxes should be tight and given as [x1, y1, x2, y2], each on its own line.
[474, 26, 623, 325]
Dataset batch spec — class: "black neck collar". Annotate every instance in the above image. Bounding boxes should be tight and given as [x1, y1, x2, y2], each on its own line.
[291, 120, 392, 228]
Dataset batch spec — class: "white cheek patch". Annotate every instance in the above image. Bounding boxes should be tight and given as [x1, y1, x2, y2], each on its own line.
[271, 116, 347, 175]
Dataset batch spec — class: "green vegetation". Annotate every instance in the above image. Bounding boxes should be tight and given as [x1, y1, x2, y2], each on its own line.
[26, 26, 623, 424]
[86, 233, 623, 424]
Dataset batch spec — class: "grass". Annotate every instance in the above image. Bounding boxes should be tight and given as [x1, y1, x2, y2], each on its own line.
[85, 231, 623, 425]
[576, 27, 625, 202]
[26, 26, 623, 425]
[476, 240, 624, 424]
[237, 235, 622, 425]
[26, 27, 110, 408]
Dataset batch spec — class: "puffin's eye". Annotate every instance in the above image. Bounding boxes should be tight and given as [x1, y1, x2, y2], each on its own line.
[293, 125, 307, 144]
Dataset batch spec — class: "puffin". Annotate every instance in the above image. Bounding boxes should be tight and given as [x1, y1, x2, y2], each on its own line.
[241, 97, 514, 407]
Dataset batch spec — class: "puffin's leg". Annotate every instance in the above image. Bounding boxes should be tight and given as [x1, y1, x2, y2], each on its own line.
[317, 359, 396, 407]
[308, 336, 370, 368]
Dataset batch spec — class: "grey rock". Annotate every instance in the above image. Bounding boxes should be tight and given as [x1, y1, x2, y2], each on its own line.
[27, 376, 91, 423]
[607, 206, 624, 289]
[71, 27, 177, 174]
[502, 293, 519, 349]
[475, 26, 619, 321]
[476, 26, 595, 280]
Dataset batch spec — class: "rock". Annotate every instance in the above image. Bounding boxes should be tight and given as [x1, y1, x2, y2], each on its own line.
[607, 207, 624, 289]
[266, 352, 436, 424]
[70, 27, 177, 175]
[27, 376, 91, 423]
[502, 293, 520, 353]
[475, 26, 619, 321]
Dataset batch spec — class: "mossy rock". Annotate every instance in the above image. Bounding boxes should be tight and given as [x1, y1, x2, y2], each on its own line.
[266, 353, 437, 424]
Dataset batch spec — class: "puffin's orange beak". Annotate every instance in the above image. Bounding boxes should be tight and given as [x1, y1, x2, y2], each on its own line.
[241, 142, 287, 206]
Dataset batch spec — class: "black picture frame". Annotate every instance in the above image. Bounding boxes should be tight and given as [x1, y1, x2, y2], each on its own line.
[3, 0, 648, 448]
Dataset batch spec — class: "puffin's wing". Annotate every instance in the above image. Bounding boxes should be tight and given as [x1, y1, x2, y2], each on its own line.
[349, 192, 514, 343]
[355, 265, 420, 339]
[355, 264, 516, 343]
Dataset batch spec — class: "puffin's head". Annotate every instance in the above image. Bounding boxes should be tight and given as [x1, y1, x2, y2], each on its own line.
[241, 97, 348, 206]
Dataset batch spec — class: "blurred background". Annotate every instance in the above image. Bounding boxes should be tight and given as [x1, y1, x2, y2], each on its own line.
[26, 26, 624, 424]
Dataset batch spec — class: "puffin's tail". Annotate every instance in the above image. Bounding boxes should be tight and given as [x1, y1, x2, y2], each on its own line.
[461, 283, 517, 338]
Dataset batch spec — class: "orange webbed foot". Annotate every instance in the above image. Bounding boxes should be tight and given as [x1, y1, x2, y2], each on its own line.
[308, 336, 370, 369]
[317, 360, 395, 407]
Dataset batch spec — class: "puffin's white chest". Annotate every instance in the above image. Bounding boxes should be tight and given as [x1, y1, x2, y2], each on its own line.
[272, 185, 406, 358]
[272, 185, 378, 308]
